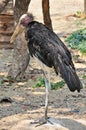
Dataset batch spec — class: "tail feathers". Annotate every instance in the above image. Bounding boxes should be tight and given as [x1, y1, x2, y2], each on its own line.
[54, 55, 83, 92]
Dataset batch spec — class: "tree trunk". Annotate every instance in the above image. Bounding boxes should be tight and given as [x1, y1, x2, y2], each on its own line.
[8, 0, 52, 80]
[84, 0, 86, 15]
[42, 0, 52, 30]
[0, 0, 10, 13]
[8, 0, 31, 80]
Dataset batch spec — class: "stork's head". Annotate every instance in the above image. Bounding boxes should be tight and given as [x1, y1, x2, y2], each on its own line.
[10, 13, 34, 43]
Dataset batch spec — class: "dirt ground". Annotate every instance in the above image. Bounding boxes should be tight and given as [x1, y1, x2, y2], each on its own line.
[0, 0, 86, 130]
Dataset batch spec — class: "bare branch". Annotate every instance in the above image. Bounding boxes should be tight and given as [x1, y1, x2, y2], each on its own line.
[42, 0, 53, 30]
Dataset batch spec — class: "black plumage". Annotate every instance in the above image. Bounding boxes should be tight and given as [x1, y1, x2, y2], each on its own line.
[25, 21, 82, 92]
[10, 13, 83, 124]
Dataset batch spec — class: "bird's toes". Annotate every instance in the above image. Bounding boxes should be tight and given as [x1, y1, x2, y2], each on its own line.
[30, 117, 47, 127]
[30, 117, 57, 127]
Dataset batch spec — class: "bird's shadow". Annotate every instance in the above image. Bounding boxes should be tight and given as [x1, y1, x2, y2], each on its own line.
[11, 117, 86, 130]
[47, 117, 86, 130]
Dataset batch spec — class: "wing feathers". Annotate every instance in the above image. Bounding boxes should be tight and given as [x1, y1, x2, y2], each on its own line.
[53, 54, 82, 92]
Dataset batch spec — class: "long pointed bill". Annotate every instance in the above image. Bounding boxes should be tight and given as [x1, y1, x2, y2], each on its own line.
[10, 23, 24, 43]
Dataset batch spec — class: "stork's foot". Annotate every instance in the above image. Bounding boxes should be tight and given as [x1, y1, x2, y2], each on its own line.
[30, 117, 47, 126]
[30, 117, 57, 127]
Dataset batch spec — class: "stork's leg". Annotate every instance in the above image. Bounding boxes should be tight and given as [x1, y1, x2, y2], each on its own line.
[42, 70, 59, 125]
[31, 60, 55, 126]
[31, 70, 50, 126]
[35, 59, 51, 121]
[43, 70, 50, 122]
[31, 69, 57, 126]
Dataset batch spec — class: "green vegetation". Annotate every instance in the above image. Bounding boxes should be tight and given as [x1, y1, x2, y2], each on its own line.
[33, 78, 45, 88]
[66, 28, 86, 54]
[51, 80, 65, 90]
[73, 11, 86, 20]
[7, 76, 13, 81]
[33, 78, 65, 90]
[0, 76, 5, 85]
[82, 74, 86, 79]
[0, 76, 13, 86]
[0, 80, 4, 85]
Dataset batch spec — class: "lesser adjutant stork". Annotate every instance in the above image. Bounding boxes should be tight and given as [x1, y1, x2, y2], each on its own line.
[10, 13, 82, 125]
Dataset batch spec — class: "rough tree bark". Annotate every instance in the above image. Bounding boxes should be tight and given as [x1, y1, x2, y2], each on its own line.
[42, 0, 52, 30]
[8, 0, 31, 80]
[0, 0, 10, 13]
